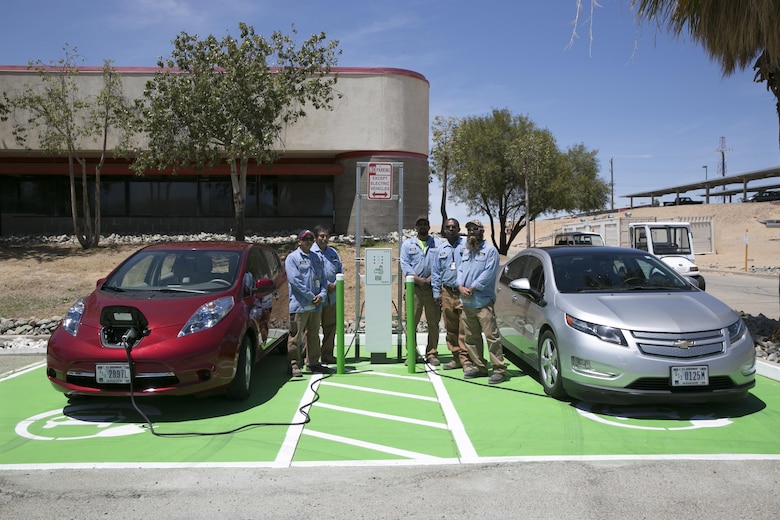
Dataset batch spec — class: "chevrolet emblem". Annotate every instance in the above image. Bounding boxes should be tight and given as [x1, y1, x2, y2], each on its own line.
[673, 340, 692, 349]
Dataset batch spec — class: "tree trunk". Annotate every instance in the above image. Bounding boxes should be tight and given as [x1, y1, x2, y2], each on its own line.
[67, 153, 87, 249]
[229, 158, 247, 241]
[92, 161, 102, 249]
[78, 158, 94, 248]
[439, 164, 449, 233]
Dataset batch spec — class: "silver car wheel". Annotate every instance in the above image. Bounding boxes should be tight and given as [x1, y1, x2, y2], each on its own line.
[539, 330, 566, 399]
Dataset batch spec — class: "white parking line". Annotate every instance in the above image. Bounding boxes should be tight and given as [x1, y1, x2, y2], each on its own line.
[319, 381, 438, 402]
[0, 360, 45, 382]
[425, 365, 479, 462]
[301, 429, 446, 461]
[273, 373, 323, 468]
[314, 402, 448, 429]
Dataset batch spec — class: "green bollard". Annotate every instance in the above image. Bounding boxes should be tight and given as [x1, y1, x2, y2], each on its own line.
[336, 273, 345, 375]
[405, 275, 416, 374]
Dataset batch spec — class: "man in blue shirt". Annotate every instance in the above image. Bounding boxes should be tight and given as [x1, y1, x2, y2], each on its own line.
[311, 224, 343, 364]
[285, 229, 331, 377]
[457, 219, 508, 384]
[432, 218, 468, 370]
[400, 215, 441, 365]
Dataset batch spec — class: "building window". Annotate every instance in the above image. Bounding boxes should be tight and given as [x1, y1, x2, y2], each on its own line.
[129, 179, 198, 216]
[101, 180, 127, 216]
[200, 177, 233, 217]
[278, 176, 333, 217]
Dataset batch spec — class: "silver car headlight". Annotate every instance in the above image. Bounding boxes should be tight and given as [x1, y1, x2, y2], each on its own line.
[566, 314, 627, 346]
[178, 296, 235, 337]
[727, 319, 747, 345]
[62, 299, 85, 337]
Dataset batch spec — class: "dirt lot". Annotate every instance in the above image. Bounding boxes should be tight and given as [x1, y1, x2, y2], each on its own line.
[0, 201, 778, 321]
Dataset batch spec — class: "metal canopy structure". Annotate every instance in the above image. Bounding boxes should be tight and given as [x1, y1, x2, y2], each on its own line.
[624, 165, 780, 206]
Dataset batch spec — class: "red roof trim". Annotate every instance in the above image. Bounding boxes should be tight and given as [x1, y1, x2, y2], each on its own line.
[0, 65, 428, 84]
[0, 158, 344, 176]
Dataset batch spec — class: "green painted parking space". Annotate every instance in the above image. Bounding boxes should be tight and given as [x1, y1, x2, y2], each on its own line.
[2, 348, 780, 468]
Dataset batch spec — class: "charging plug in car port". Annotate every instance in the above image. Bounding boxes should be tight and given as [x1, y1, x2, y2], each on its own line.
[99, 306, 149, 349]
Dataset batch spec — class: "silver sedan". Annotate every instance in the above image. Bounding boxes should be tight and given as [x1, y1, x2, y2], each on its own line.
[495, 246, 756, 404]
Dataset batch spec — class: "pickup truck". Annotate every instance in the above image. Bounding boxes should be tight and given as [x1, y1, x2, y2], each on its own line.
[663, 196, 703, 206]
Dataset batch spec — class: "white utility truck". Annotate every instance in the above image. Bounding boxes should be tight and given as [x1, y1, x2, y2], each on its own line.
[559, 219, 706, 290]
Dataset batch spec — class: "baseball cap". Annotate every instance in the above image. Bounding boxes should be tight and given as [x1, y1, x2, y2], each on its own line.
[415, 215, 429, 225]
[298, 229, 314, 240]
[465, 219, 483, 230]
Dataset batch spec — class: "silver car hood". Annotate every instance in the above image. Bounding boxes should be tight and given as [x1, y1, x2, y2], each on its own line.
[555, 291, 737, 332]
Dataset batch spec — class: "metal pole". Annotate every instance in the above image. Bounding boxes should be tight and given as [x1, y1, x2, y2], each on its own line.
[610, 157, 614, 211]
[354, 164, 362, 359]
[336, 273, 345, 374]
[405, 275, 416, 374]
[397, 163, 404, 358]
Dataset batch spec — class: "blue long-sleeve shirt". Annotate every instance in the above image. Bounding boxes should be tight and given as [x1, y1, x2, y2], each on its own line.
[285, 247, 327, 313]
[457, 240, 500, 308]
[400, 235, 438, 280]
[311, 242, 343, 306]
[432, 236, 465, 298]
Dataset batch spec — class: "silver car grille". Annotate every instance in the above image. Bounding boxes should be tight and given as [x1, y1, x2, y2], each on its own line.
[632, 329, 725, 359]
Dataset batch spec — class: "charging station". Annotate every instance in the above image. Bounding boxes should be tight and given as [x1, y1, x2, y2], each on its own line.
[353, 161, 405, 360]
[362, 248, 394, 363]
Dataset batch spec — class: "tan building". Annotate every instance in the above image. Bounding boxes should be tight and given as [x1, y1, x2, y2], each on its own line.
[0, 66, 430, 236]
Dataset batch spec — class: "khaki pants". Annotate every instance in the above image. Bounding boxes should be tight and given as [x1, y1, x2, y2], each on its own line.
[288, 311, 322, 368]
[441, 286, 468, 365]
[320, 302, 336, 359]
[462, 304, 506, 374]
[412, 284, 441, 358]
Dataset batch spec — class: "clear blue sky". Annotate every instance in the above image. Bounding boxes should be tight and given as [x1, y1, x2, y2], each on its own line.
[2, 0, 777, 225]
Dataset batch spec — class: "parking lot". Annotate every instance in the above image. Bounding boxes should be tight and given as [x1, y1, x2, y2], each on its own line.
[3, 341, 780, 470]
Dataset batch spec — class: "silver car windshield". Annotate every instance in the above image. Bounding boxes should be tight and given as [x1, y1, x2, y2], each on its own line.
[551, 251, 691, 293]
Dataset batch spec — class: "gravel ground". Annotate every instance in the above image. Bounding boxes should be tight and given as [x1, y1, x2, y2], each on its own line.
[1, 232, 778, 362]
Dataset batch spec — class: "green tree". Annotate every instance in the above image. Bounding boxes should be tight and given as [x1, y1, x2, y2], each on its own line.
[447, 108, 605, 255]
[430, 115, 460, 232]
[1, 46, 135, 248]
[133, 23, 341, 241]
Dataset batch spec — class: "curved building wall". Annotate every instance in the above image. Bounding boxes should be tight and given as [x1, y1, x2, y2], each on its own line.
[0, 66, 429, 236]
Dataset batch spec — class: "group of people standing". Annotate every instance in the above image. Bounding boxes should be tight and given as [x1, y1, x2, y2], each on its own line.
[285, 225, 343, 377]
[285, 216, 507, 385]
[401, 216, 508, 385]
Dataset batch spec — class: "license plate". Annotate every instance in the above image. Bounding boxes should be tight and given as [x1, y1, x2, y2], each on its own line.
[671, 366, 709, 386]
[96, 364, 131, 384]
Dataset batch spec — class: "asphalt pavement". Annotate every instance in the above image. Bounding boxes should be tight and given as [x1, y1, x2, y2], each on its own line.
[703, 268, 779, 317]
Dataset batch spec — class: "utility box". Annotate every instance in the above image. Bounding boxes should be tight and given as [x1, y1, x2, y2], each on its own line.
[363, 248, 393, 356]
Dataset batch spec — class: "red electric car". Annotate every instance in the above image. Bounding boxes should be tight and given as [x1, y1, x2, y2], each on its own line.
[46, 241, 288, 400]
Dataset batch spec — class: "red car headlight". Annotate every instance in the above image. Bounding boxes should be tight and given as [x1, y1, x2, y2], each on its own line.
[62, 299, 85, 337]
[178, 296, 235, 337]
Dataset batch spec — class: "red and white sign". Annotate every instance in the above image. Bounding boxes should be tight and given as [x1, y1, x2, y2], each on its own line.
[367, 162, 393, 200]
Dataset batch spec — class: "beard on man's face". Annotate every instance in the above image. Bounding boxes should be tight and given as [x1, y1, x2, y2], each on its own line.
[467, 235, 480, 250]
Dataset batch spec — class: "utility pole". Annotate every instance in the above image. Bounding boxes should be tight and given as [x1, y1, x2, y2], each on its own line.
[716, 136, 730, 202]
[702, 164, 708, 181]
[609, 157, 614, 211]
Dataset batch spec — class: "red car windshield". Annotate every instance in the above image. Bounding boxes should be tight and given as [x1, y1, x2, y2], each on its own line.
[103, 250, 241, 292]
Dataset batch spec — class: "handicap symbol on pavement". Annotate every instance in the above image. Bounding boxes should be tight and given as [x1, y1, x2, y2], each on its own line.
[15, 403, 160, 441]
